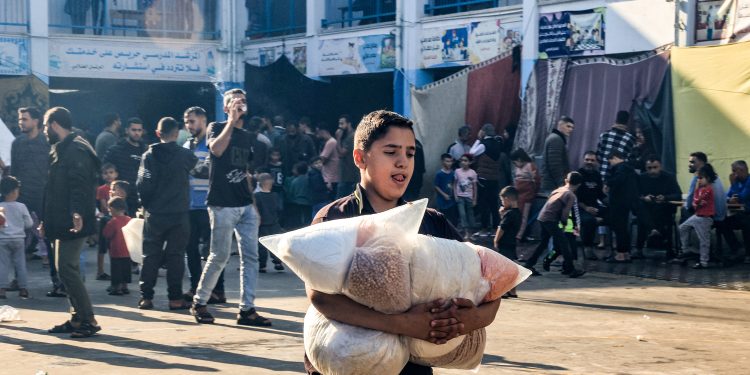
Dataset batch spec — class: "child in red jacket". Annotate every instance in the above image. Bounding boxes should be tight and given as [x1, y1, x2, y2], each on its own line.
[102, 197, 132, 295]
[679, 164, 717, 269]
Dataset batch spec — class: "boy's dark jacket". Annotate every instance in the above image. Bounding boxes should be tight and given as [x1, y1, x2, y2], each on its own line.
[44, 133, 100, 240]
[137, 142, 198, 214]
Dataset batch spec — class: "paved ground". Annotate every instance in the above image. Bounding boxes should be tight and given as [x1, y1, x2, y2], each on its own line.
[1, 245, 749, 374]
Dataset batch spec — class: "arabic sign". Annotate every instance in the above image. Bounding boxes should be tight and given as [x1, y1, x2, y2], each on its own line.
[0, 37, 29, 75]
[245, 42, 307, 74]
[317, 34, 396, 76]
[49, 40, 218, 81]
[539, 8, 606, 59]
[420, 19, 521, 68]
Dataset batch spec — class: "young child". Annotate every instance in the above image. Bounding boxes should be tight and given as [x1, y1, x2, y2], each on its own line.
[109, 180, 135, 279]
[96, 163, 119, 281]
[493, 186, 521, 298]
[307, 157, 330, 218]
[509, 148, 540, 241]
[454, 153, 478, 239]
[434, 153, 458, 226]
[679, 164, 717, 269]
[284, 161, 312, 230]
[102, 197, 132, 295]
[304, 110, 500, 375]
[254, 173, 284, 273]
[0, 176, 33, 299]
[523, 172, 586, 278]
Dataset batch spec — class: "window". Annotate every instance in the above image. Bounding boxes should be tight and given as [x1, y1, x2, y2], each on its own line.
[0, 0, 29, 33]
[424, 0, 521, 17]
[246, 0, 306, 39]
[48, 0, 220, 40]
[322, 0, 396, 29]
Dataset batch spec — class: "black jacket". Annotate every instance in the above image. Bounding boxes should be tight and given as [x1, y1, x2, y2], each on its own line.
[103, 138, 147, 185]
[43, 133, 100, 240]
[136, 142, 198, 215]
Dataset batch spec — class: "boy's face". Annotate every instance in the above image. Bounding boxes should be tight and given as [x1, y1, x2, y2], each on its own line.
[311, 160, 323, 170]
[460, 157, 471, 168]
[355, 127, 415, 202]
[102, 168, 118, 183]
[441, 157, 453, 169]
[270, 152, 281, 162]
[500, 196, 515, 208]
[697, 175, 709, 187]
[110, 185, 127, 198]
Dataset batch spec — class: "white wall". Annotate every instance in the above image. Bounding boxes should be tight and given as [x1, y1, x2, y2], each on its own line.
[606, 0, 674, 54]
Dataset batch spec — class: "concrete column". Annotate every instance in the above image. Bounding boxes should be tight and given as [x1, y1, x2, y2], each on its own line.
[29, 0, 50, 83]
[305, 0, 326, 79]
[394, 0, 425, 117]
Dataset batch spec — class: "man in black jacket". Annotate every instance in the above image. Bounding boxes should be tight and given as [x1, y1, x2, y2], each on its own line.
[636, 156, 682, 259]
[42, 107, 101, 338]
[136, 117, 198, 310]
[576, 151, 606, 259]
[605, 151, 639, 263]
[103, 118, 146, 215]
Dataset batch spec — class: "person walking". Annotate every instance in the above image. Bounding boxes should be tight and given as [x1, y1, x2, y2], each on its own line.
[42, 107, 101, 338]
[190, 89, 270, 326]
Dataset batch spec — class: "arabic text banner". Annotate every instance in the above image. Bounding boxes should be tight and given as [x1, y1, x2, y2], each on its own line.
[49, 40, 218, 82]
[539, 8, 606, 59]
[317, 34, 396, 76]
[0, 37, 29, 75]
[420, 19, 521, 68]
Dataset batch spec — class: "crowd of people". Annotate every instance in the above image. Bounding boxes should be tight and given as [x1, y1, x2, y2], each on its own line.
[1, 93, 749, 355]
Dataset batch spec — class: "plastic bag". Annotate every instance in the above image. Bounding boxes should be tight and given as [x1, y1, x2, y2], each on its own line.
[410, 328, 486, 369]
[473, 244, 531, 302]
[304, 305, 409, 375]
[259, 199, 426, 294]
[121, 218, 144, 264]
[0, 305, 21, 322]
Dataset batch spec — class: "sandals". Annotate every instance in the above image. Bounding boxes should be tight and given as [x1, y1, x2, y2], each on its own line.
[190, 303, 215, 324]
[237, 308, 272, 327]
[70, 322, 101, 338]
[48, 321, 76, 334]
[169, 300, 191, 310]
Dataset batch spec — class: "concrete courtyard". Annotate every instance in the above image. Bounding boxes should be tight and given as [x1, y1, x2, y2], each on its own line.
[1, 246, 749, 374]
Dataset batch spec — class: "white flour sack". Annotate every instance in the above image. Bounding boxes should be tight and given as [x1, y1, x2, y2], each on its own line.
[304, 305, 409, 375]
[261, 199, 531, 373]
[121, 218, 144, 264]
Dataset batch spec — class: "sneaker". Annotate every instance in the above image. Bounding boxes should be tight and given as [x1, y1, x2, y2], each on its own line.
[526, 267, 542, 276]
[542, 257, 552, 272]
[191, 303, 215, 324]
[19, 288, 30, 299]
[259, 267, 267, 273]
[692, 262, 709, 269]
[138, 298, 154, 310]
[274, 263, 285, 272]
[6, 279, 19, 292]
[568, 269, 586, 278]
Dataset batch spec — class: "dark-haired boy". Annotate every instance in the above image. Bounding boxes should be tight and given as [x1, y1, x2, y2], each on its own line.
[494, 186, 521, 297]
[434, 153, 458, 226]
[305, 110, 502, 375]
[524, 172, 586, 278]
[136, 117, 198, 310]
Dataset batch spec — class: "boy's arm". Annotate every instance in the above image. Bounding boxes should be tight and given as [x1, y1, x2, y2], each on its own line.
[99, 198, 110, 216]
[22, 205, 33, 230]
[434, 186, 450, 200]
[136, 152, 155, 209]
[451, 298, 502, 333]
[307, 288, 462, 344]
[560, 192, 574, 226]
[493, 226, 505, 248]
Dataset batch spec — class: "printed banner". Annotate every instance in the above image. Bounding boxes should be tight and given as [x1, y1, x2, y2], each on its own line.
[420, 19, 521, 68]
[538, 8, 606, 59]
[0, 37, 29, 75]
[734, 0, 750, 38]
[695, 0, 732, 42]
[317, 34, 396, 76]
[49, 40, 218, 81]
[245, 42, 307, 74]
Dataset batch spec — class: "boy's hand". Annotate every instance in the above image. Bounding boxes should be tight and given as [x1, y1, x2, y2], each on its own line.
[434, 298, 477, 337]
[403, 299, 462, 344]
[70, 213, 83, 233]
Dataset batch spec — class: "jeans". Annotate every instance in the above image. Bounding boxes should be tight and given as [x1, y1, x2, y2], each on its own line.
[456, 196, 476, 230]
[609, 206, 632, 253]
[195, 204, 260, 310]
[679, 215, 713, 264]
[56, 237, 94, 323]
[139, 212, 190, 301]
[0, 239, 27, 289]
[186, 209, 225, 293]
[525, 221, 575, 273]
